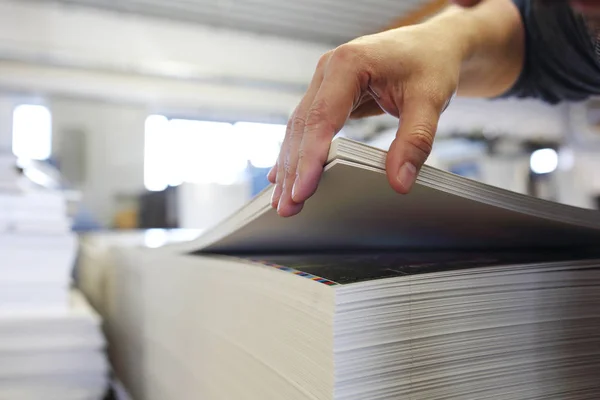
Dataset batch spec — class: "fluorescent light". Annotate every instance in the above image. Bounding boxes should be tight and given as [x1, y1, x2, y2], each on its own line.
[530, 148, 558, 174]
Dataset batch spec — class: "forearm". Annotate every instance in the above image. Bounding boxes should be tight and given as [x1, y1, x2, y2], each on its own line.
[424, 0, 525, 98]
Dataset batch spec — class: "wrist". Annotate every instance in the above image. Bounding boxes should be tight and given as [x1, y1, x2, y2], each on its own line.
[421, 5, 482, 63]
[419, 0, 524, 97]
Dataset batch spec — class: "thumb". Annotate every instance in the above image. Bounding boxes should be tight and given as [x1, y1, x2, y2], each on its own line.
[386, 99, 441, 194]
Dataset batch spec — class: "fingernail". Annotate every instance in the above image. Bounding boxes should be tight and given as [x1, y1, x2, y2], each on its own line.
[291, 177, 300, 202]
[398, 162, 417, 191]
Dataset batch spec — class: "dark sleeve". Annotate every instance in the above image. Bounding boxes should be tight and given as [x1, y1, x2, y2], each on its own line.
[502, 0, 600, 104]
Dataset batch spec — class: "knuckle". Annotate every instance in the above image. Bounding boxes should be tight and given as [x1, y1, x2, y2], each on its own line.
[275, 167, 284, 185]
[297, 145, 315, 163]
[306, 100, 327, 124]
[297, 147, 307, 163]
[331, 43, 362, 64]
[284, 114, 306, 145]
[407, 122, 436, 157]
[430, 91, 452, 112]
[276, 159, 285, 174]
[317, 50, 334, 70]
[418, 81, 457, 112]
[285, 109, 300, 135]
[291, 114, 307, 132]
[305, 100, 334, 136]
[283, 158, 293, 175]
[285, 119, 293, 136]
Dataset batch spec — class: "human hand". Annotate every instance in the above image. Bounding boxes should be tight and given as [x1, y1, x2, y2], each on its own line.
[268, 23, 464, 217]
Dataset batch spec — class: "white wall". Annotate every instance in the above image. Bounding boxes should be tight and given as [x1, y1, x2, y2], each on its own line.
[438, 98, 568, 139]
[0, 95, 15, 153]
[478, 157, 530, 194]
[51, 98, 148, 226]
[562, 152, 600, 208]
[177, 182, 251, 231]
[50, 98, 260, 228]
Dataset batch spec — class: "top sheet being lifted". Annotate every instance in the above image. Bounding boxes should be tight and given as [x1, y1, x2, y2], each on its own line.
[173, 138, 600, 254]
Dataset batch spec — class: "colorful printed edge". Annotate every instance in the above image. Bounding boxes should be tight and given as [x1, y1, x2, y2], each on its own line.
[255, 260, 339, 286]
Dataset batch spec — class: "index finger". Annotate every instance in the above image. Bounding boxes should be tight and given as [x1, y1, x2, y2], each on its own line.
[291, 46, 367, 203]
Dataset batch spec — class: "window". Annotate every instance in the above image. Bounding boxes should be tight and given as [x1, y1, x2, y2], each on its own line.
[144, 115, 170, 192]
[12, 105, 52, 160]
[234, 122, 285, 168]
[144, 116, 285, 191]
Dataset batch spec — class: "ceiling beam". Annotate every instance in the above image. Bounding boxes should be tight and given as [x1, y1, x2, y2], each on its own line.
[384, 0, 449, 30]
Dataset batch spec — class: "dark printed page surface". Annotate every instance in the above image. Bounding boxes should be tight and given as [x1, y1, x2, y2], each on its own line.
[246, 250, 600, 285]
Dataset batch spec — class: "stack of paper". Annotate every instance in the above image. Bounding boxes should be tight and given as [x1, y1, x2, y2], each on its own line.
[106, 138, 600, 399]
[78, 229, 203, 317]
[109, 249, 600, 400]
[0, 190, 73, 235]
[0, 159, 108, 399]
[0, 290, 109, 400]
[0, 232, 77, 312]
[0, 189, 76, 313]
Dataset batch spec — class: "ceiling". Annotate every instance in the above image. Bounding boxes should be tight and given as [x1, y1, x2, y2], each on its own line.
[23, 0, 429, 44]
